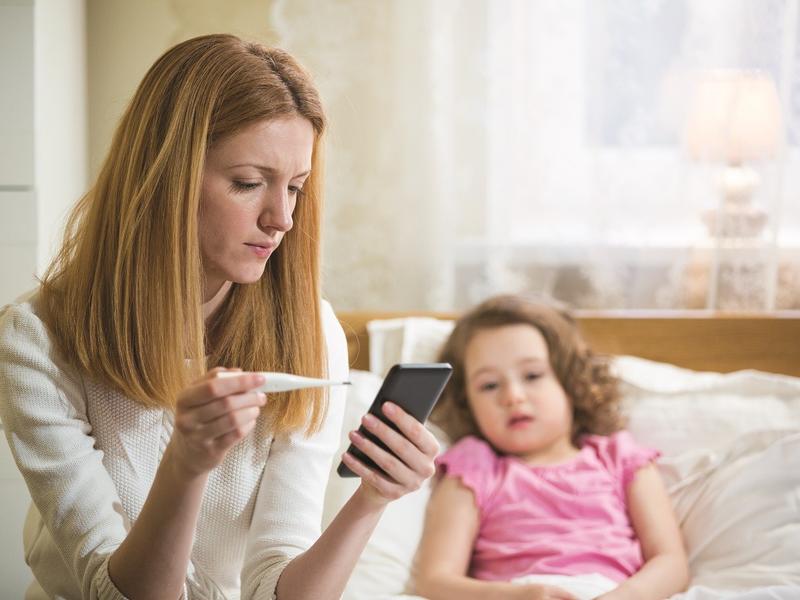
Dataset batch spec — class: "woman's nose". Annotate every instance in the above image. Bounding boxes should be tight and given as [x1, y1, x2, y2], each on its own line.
[259, 189, 293, 232]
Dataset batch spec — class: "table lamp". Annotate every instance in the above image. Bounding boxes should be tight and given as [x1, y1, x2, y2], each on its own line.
[684, 70, 783, 240]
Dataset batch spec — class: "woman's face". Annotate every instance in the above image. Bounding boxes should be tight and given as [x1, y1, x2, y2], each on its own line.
[464, 324, 576, 463]
[199, 115, 314, 296]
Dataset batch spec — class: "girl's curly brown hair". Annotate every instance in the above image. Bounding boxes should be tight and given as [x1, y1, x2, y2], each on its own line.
[430, 295, 625, 447]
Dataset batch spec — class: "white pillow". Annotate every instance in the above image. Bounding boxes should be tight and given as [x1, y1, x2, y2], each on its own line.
[661, 430, 800, 592]
[367, 318, 454, 377]
[617, 355, 800, 456]
[322, 369, 447, 599]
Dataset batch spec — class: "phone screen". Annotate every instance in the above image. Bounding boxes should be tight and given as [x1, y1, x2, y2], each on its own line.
[337, 363, 452, 478]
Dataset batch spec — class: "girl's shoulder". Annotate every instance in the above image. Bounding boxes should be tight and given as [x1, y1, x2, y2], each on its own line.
[435, 436, 503, 508]
[581, 430, 660, 489]
[437, 435, 499, 467]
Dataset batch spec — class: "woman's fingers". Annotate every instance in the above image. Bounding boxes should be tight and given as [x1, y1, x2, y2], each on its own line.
[358, 412, 436, 478]
[203, 404, 263, 440]
[380, 402, 440, 458]
[347, 430, 417, 488]
[169, 368, 266, 475]
[179, 372, 265, 408]
[175, 390, 265, 434]
[174, 370, 266, 448]
[341, 451, 406, 500]
[214, 417, 259, 448]
[190, 391, 267, 424]
[345, 401, 440, 493]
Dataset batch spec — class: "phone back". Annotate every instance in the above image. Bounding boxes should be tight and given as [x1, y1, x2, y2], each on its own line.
[368, 363, 452, 423]
[337, 363, 452, 477]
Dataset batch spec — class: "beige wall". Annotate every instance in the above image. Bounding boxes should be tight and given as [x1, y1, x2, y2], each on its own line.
[86, 0, 278, 177]
[83, 1, 476, 310]
[83, 1, 425, 310]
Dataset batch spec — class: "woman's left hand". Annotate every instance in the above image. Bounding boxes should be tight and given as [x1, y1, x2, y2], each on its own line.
[341, 401, 439, 506]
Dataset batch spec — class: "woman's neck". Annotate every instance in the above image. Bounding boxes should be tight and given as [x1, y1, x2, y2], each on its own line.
[202, 279, 232, 324]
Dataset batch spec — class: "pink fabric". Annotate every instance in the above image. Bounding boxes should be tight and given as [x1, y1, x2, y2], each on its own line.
[435, 431, 660, 583]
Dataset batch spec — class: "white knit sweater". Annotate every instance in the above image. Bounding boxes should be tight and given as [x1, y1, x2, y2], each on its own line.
[0, 290, 348, 600]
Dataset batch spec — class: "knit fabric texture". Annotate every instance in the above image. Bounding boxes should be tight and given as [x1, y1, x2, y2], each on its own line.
[0, 291, 347, 599]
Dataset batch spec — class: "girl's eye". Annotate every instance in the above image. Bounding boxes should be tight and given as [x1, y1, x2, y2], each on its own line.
[232, 180, 260, 192]
[479, 382, 498, 392]
[524, 372, 541, 381]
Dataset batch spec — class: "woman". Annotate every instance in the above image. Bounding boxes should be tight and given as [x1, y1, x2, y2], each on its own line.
[0, 34, 438, 599]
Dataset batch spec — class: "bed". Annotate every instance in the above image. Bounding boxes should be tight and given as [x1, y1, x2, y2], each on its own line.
[336, 310, 800, 376]
[323, 310, 800, 600]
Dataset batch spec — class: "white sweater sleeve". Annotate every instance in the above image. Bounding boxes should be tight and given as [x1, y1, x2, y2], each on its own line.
[240, 300, 348, 600]
[0, 302, 131, 600]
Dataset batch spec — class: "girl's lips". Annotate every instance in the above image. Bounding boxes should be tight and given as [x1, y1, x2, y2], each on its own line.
[508, 415, 534, 429]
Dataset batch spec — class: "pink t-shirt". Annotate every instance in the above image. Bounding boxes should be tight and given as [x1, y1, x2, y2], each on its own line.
[435, 431, 659, 583]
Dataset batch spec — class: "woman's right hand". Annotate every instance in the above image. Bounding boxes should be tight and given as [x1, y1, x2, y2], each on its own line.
[168, 368, 267, 477]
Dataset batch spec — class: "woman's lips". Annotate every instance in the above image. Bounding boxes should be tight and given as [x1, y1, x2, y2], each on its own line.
[245, 243, 275, 259]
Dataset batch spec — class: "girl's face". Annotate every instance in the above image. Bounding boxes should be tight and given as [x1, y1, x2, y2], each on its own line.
[464, 324, 577, 464]
[198, 115, 314, 297]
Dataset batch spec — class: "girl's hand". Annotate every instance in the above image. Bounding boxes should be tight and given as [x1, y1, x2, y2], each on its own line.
[514, 584, 578, 600]
[595, 590, 630, 600]
[169, 368, 267, 477]
[341, 401, 439, 506]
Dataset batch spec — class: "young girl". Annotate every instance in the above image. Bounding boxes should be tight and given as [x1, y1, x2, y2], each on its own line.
[414, 295, 689, 600]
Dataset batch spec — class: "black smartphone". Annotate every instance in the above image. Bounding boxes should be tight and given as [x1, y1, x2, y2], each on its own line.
[337, 363, 453, 478]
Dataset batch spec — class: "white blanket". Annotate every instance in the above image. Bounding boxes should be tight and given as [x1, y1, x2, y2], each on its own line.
[511, 573, 617, 599]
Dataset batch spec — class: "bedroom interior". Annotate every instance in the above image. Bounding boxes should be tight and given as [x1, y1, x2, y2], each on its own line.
[326, 312, 800, 599]
[1, 0, 799, 598]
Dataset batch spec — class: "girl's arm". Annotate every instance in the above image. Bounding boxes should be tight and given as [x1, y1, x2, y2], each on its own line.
[599, 464, 690, 600]
[414, 476, 576, 600]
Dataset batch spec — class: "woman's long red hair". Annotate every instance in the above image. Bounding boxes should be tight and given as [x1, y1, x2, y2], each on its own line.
[40, 34, 328, 435]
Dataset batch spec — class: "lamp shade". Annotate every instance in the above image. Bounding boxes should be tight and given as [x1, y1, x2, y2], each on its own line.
[684, 70, 784, 163]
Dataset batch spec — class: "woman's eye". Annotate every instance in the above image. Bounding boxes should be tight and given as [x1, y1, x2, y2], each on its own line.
[231, 180, 260, 192]
[289, 185, 304, 197]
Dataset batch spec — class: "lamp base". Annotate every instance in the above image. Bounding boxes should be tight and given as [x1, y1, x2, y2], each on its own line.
[702, 205, 768, 240]
[703, 164, 773, 310]
[704, 164, 768, 241]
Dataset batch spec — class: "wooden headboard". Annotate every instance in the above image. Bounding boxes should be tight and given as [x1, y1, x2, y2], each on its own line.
[337, 311, 800, 377]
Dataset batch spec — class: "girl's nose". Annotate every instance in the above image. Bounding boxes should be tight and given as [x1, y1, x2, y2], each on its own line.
[499, 379, 526, 407]
[259, 189, 293, 233]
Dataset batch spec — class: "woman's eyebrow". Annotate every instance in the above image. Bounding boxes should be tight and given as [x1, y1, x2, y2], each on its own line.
[227, 163, 311, 178]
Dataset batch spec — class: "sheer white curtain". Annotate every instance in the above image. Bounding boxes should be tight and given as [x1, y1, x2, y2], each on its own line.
[271, 0, 800, 311]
